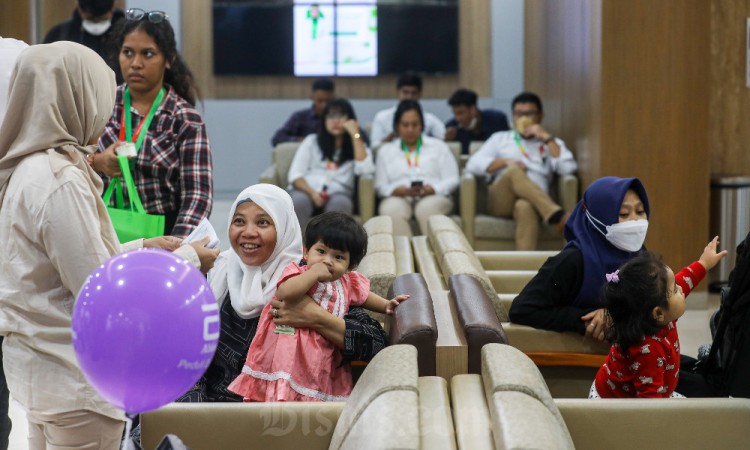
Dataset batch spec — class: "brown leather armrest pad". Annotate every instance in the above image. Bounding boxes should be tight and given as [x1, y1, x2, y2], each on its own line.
[449, 274, 508, 373]
[388, 273, 438, 376]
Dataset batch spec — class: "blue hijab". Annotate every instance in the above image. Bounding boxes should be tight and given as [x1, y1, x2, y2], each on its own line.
[563, 177, 650, 309]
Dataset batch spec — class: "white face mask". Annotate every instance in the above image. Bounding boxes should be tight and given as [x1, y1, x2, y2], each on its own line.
[586, 210, 648, 252]
[82, 19, 111, 36]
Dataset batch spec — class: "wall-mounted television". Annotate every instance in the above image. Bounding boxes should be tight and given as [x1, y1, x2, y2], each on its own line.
[212, 0, 458, 76]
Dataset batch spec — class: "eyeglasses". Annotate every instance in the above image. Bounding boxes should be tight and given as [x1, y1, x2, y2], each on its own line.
[325, 113, 348, 121]
[126, 8, 169, 24]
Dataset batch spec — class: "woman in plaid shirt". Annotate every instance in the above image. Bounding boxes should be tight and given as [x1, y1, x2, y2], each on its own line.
[94, 9, 212, 238]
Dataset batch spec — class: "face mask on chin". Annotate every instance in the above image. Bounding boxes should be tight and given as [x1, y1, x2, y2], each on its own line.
[586, 209, 648, 252]
[82, 19, 112, 36]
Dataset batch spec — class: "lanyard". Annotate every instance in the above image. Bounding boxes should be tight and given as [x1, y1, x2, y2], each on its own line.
[119, 86, 165, 154]
[513, 131, 531, 160]
[322, 149, 342, 190]
[513, 131, 546, 161]
[325, 149, 342, 171]
[401, 136, 422, 168]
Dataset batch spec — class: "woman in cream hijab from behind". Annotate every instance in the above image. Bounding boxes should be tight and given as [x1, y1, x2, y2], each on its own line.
[0, 42, 216, 449]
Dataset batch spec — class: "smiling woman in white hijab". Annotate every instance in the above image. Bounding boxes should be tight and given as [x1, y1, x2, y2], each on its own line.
[180, 183, 388, 403]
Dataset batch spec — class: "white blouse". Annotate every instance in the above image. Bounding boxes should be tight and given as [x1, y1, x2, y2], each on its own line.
[287, 134, 375, 195]
[374, 135, 459, 198]
[466, 130, 578, 192]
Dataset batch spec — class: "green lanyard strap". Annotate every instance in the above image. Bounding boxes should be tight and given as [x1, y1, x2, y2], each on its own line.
[123, 86, 165, 154]
[102, 155, 148, 213]
[401, 136, 423, 168]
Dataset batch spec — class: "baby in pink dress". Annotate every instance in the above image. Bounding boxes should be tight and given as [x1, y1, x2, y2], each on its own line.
[229, 212, 408, 402]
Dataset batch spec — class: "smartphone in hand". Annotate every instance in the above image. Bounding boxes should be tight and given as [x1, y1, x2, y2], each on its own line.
[411, 180, 423, 188]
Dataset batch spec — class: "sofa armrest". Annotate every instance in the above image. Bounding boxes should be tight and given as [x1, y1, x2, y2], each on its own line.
[556, 398, 750, 450]
[357, 174, 375, 223]
[459, 174, 477, 248]
[557, 174, 579, 212]
[259, 164, 280, 186]
[388, 273, 438, 376]
[449, 274, 507, 374]
[141, 402, 344, 450]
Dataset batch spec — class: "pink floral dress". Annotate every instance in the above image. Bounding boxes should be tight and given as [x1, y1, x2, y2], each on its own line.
[228, 262, 370, 402]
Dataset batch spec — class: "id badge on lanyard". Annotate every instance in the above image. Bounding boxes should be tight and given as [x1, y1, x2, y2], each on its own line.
[402, 137, 422, 182]
[118, 86, 165, 158]
[321, 148, 342, 200]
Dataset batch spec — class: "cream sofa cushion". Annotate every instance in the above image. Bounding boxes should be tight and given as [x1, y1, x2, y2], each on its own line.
[491, 391, 574, 450]
[358, 251, 396, 299]
[329, 345, 419, 450]
[363, 215, 393, 236]
[481, 344, 567, 429]
[366, 233, 395, 254]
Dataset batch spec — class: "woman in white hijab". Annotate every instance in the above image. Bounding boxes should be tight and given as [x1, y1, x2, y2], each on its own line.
[180, 183, 388, 402]
[0, 42, 216, 449]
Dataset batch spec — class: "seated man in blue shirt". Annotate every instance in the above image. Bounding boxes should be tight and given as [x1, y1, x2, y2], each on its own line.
[271, 78, 335, 146]
[444, 88, 509, 155]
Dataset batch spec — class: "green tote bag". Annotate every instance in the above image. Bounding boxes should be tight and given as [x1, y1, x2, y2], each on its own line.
[102, 155, 165, 243]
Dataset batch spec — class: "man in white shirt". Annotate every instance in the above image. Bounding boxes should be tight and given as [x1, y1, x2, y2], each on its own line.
[370, 72, 445, 148]
[465, 92, 578, 250]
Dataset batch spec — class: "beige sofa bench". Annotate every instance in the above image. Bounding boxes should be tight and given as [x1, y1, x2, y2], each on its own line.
[418, 216, 609, 396]
[141, 345, 457, 450]
[451, 343, 750, 450]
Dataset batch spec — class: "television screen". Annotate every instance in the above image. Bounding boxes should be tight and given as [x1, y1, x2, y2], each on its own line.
[213, 0, 457, 76]
[293, 1, 378, 76]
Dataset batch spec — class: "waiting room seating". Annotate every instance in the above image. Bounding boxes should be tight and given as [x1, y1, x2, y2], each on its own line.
[260, 142, 376, 223]
[451, 343, 750, 450]
[459, 171, 578, 250]
[357, 216, 438, 376]
[418, 215, 609, 397]
[141, 345, 457, 450]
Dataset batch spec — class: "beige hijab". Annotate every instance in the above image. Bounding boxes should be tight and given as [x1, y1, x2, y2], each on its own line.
[0, 41, 119, 255]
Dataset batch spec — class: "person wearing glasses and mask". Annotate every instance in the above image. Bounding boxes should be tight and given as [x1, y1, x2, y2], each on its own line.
[465, 91, 578, 250]
[287, 98, 374, 229]
[43, 0, 125, 78]
[94, 9, 213, 239]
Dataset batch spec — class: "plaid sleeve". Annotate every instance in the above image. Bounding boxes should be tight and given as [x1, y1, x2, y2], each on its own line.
[341, 306, 388, 362]
[173, 116, 213, 238]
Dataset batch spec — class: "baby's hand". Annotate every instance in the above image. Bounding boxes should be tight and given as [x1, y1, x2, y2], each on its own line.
[699, 236, 729, 271]
[309, 262, 333, 282]
[385, 294, 410, 315]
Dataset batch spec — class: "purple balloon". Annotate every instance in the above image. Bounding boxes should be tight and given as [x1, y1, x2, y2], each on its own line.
[72, 249, 219, 414]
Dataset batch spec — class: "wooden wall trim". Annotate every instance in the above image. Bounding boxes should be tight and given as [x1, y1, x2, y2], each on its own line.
[525, 0, 710, 273]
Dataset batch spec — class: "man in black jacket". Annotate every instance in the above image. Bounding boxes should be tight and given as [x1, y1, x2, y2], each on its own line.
[43, 0, 125, 80]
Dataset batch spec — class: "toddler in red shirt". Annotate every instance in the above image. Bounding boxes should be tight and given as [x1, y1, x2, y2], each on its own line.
[591, 237, 726, 398]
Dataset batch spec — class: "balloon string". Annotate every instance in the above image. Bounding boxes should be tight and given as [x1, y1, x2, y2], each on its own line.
[121, 413, 135, 450]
